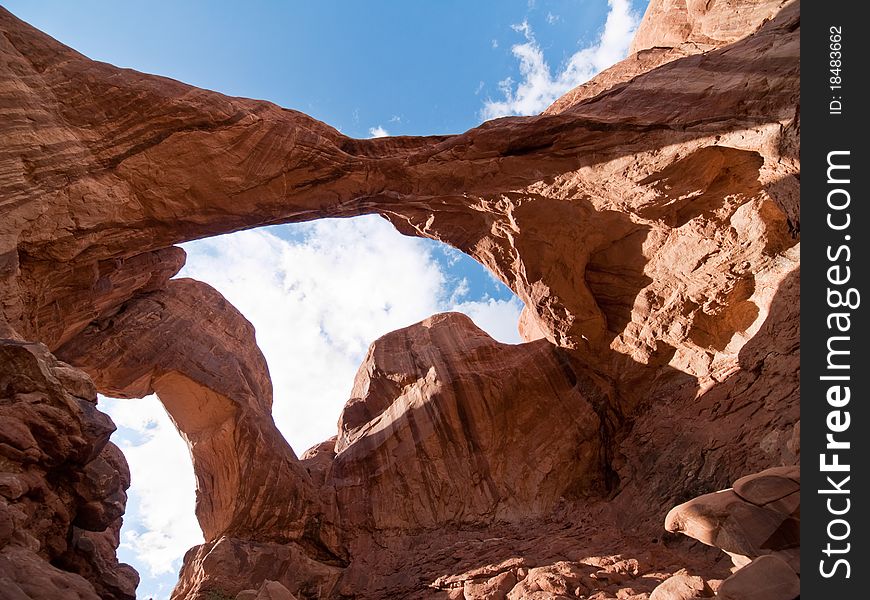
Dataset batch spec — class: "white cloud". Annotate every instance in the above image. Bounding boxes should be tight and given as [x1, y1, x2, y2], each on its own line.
[481, 0, 640, 119]
[174, 215, 525, 452]
[368, 125, 389, 137]
[439, 245, 464, 267]
[177, 218, 456, 453]
[99, 395, 202, 578]
[511, 19, 532, 38]
[546, 12, 561, 25]
[449, 277, 471, 304]
[451, 297, 525, 345]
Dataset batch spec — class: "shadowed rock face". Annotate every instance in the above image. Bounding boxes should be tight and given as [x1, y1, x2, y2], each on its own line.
[0, 341, 138, 599]
[0, 0, 799, 598]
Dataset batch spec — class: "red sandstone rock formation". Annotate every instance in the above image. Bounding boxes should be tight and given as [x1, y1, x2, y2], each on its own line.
[0, 0, 800, 597]
[657, 466, 800, 600]
[0, 341, 137, 599]
[331, 313, 609, 531]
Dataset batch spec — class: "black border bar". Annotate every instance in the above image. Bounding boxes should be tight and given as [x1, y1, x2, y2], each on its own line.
[801, 1, 869, 595]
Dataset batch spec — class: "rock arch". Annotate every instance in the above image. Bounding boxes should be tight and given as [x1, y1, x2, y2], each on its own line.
[0, 0, 800, 597]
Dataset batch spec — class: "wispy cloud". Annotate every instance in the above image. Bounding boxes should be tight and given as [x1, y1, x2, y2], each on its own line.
[368, 125, 389, 138]
[511, 20, 532, 37]
[481, 0, 640, 120]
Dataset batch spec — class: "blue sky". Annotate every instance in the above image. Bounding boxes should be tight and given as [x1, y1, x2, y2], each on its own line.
[4, 1, 648, 598]
[5, 0, 644, 135]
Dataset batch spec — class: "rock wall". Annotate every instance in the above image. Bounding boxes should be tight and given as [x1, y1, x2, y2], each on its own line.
[0, 341, 137, 599]
[0, 0, 800, 598]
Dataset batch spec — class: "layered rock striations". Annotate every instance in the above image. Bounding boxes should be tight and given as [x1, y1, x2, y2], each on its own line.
[0, 0, 800, 598]
[0, 0, 799, 362]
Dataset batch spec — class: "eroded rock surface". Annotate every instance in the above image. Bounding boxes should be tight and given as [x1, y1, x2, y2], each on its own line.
[0, 0, 798, 362]
[0, 0, 800, 597]
[0, 341, 136, 599]
[665, 466, 800, 562]
[660, 466, 800, 599]
[716, 554, 799, 600]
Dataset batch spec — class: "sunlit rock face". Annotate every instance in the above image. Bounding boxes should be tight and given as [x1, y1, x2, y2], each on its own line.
[0, 0, 799, 598]
[331, 312, 610, 531]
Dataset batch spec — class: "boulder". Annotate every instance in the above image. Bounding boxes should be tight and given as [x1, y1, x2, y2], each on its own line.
[716, 555, 799, 600]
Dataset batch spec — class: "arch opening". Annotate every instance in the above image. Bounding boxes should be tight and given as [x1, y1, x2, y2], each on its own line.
[97, 215, 525, 596]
